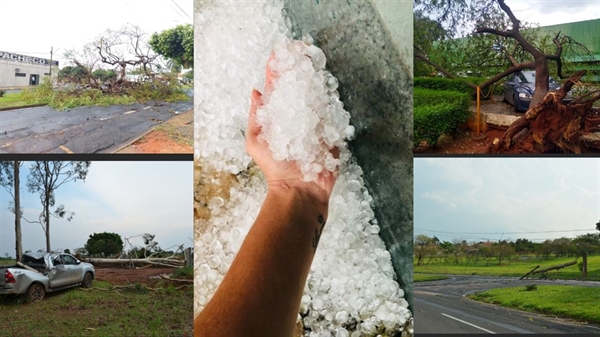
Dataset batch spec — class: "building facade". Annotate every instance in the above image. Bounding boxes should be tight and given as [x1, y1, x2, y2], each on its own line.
[0, 51, 59, 89]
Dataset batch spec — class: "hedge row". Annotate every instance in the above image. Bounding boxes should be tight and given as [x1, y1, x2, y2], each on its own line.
[414, 101, 471, 146]
[414, 88, 471, 146]
[414, 77, 502, 98]
[414, 88, 470, 108]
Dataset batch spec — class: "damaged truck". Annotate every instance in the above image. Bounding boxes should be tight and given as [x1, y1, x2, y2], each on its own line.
[0, 252, 95, 302]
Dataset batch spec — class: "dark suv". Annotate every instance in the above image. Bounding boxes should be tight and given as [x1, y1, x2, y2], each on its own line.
[502, 71, 573, 112]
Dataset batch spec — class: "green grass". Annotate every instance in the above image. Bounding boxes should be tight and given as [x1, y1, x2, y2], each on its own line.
[469, 285, 600, 325]
[414, 255, 600, 281]
[0, 92, 31, 109]
[0, 279, 192, 336]
[20, 79, 190, 111]
[414, 274, 449, 282]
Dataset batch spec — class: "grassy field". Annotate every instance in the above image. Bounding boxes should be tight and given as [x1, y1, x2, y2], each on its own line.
[414, 255, 600, 281]
[414, 274, 449, 282]
[0, 92, 30, 109]
[0, 280, 192, 336]
[469, 285, 600, 325]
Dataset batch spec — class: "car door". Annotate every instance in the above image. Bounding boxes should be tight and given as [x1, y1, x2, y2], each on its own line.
[48, 255, 69, 288]
[61, 254, 82, 284]
[48, 254, 80, 288]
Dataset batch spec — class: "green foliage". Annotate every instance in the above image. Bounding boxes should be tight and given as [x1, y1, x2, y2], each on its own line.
[91, 68, 117, 82]
[149, 24, 193, 69]
[414, 88, 470, 107]
[414, 89, 471, 146]
[415, 77, 473, 93]
[172, 266, 193, 279]
[85, 232, 124, 257]
[525, 284, 537, 291]
[128, 76, 189, 103]
[58, 65, 88, 82]
[21, 76, 188, 111]
[470, 285, 600, 325]
[0, 90, 5, 98]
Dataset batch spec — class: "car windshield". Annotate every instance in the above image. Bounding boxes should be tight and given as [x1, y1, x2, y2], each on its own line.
[518, 72, 558, 85]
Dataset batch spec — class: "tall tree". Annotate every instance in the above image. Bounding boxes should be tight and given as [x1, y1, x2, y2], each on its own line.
[26, 161, 91, 252]
[95, 24, 159, 80]
[414, 0, 588, 107]
[0, 161, 23, 261]
[149, 24, 194, 70]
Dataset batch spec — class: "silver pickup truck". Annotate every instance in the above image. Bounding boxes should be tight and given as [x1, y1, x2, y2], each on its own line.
[0, 252, 95, 302]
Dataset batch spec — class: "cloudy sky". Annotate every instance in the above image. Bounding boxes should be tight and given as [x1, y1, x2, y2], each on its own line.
[0, 0, 192, 67]
[0, 161, 192, 258]
[505, 0, 600, 27]
[415, 158, 600, 244]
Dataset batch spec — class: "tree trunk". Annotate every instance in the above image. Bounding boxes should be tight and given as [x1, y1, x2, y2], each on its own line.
[490, 70, 600, 153]
[14, 162, 22, 261]
[530, 56, 550, 108]
[44, 197, 51, 252]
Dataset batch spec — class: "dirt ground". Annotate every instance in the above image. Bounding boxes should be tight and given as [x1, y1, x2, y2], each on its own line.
[416, 96, 519, 154]
[116, 108, 193, 154]
[94, 267, 180, 285]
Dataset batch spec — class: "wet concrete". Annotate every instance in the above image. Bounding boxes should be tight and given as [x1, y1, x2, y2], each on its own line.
[283, 0, 414, 309]
[0, 100, 193, 153]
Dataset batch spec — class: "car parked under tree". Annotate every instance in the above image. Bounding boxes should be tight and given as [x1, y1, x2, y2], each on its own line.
[503, 70, 574, 112]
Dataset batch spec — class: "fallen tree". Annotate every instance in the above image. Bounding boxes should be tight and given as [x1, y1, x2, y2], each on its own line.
[490, 70, 600, 153]
[86, 258, 184, 268]
[531, 260, 577, 274]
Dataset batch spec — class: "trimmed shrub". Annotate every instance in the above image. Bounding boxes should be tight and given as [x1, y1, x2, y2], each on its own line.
[415, 77, 501, 99]
[414, 102, 471, 147]
[414, 88, 470, 108]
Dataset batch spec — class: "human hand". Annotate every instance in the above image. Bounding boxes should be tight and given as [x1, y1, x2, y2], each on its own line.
[245, 57, 339, 205]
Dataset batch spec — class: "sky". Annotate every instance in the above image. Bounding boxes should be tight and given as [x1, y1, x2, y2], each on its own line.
[0, 161, 192, 258]
[505, 0, 600, 27]
[415, 158, 600, 244]
[0, 0, 192, 67]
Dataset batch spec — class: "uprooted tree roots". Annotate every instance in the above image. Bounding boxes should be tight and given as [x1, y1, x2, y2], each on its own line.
[490, 70, 600, 153]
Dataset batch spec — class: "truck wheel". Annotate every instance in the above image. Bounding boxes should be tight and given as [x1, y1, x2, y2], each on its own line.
[82, 272, 93, 288]
[26, 283, 46, 302]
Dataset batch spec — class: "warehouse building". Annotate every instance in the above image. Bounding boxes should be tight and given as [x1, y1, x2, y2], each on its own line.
[0, 51, 59, 89]
[534, 19, 600, 82]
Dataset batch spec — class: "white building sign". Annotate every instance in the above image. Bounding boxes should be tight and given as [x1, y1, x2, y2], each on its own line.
[0, 51, 58, 66]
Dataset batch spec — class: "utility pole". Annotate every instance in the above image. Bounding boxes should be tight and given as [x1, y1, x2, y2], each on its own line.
[49, 47, 54, 77]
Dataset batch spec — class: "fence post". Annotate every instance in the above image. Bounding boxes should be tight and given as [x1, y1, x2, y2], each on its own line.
[184, 247, 192, 268]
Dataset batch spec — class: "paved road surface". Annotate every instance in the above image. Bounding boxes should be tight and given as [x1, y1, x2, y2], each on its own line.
[0, 100, 193, 153]
[414, 275, 600, 334]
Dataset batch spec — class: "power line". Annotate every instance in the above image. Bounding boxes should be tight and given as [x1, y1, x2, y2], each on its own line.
[163, 0, 185, 19]
[171, 0, 192, 20]
[170, 0, 192, 20]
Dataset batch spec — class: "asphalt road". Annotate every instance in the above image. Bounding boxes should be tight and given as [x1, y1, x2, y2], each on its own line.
[414, 275, 600, 334]
[0, 100, 193, 153]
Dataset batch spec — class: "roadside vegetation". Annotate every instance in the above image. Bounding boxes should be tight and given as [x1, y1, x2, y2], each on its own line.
[15, 23, 193, 112]
[469, 285, 600, 325]
[0, 92, 32, 110]
[0, 279, 193, 336]
[414, 234, 600, 281]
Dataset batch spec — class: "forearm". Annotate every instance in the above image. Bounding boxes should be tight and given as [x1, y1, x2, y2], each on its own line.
[195, 183, 329, 337]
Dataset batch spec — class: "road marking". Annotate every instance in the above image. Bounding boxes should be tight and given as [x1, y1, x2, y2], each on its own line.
[414, 297, 533, 334]
[59, 145, 73, 154]
[143, 106, 151, 110]
[442, 313, 496, 334]
[124, 110, 136, 114]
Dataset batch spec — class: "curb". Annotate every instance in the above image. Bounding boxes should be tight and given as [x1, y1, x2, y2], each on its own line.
[0, 104, 47, 112]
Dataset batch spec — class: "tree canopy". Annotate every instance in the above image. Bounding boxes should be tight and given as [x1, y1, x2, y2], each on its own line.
[414, 0, 590, 107]
[149, 24, 193, 69]
[26, 161, 91, 252]
[85, 232, 124, 256]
